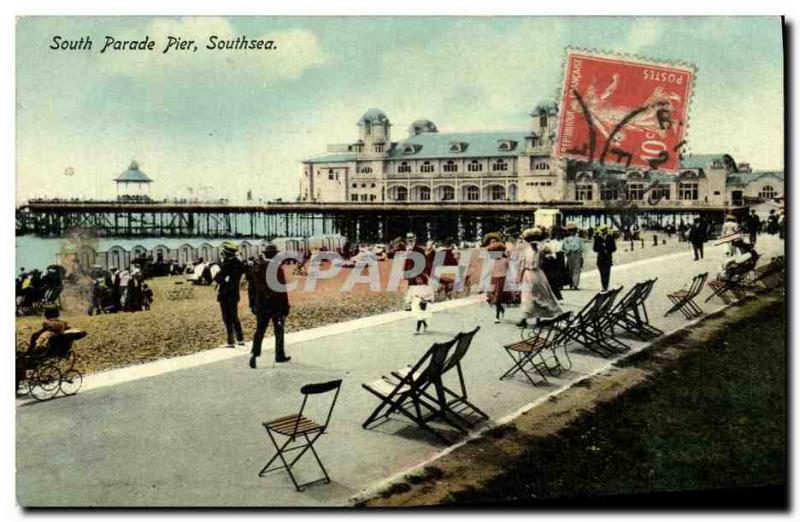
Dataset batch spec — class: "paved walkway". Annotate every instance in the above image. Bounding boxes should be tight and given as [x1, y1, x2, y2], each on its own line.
[16, 235, 784, 507]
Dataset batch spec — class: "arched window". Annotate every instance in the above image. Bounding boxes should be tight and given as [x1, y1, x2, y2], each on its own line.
[758, 185, 776, 199]
[417, 186, 431, 201]
[468, 160, 483, 172]
[443, 160, 458, 173]
[393, 186, 408, 201]
[463, 185, 480, 201]
[360, 166, 373, 174]
[438, 186, 455, 201]
[420, 161, 434, 173]
[398, 162, 411, 173]
[487, 185, 506, 201]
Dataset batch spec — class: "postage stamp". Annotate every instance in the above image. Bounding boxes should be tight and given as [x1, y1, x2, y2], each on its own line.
[555, 49, 695, 172]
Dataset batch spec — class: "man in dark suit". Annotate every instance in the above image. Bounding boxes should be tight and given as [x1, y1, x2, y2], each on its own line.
[214, 242, 246, 347]
[593, 224, 617, 291]
[247, 243, 291, 368]
[688, 217, 707, 261]
[746, 209, 761, 247]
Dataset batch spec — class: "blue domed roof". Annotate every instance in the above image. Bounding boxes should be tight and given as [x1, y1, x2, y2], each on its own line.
[408, 119, 438, 136]
[114, 161, 152, 183]
[358, 108, 389, 126]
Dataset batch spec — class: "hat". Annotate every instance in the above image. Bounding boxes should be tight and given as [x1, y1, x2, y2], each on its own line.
[726, 214, 736, 220]
[521, 226, 545, 240]
[565, 223, 578, 230]
[221, 241, 239, 254]
[262, 242, 278, 258]
[405, 232, 416, 240]
[482, 232, 503, 246]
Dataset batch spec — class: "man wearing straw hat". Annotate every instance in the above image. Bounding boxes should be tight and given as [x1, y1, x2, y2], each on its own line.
[593, 224, 616, 292]
[215, 241, 246, 348]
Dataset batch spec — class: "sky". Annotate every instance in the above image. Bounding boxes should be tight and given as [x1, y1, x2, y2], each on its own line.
[15, 16, 784, 203]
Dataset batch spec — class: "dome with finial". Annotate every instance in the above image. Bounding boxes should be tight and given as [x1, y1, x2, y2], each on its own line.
[357, 108, 390, 126]
[408, 119, 438, 137]
[115, 160, 152, 183]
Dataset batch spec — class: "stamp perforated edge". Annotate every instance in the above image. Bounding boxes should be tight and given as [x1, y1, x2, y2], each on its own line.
[552, 46, 699, 172]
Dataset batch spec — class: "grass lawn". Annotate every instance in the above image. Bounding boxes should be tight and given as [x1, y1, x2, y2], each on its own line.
[446, 296, 786, 507]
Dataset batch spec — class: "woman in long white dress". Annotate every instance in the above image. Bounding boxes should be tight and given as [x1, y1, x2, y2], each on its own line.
[516, 227, 563, 328]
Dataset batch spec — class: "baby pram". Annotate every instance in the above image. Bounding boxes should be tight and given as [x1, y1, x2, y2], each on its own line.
[16, 329, 86, 401]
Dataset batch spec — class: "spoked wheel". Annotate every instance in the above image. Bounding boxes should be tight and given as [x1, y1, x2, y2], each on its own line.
[59, 369, 83, 396]
[28, 363, 62, 401]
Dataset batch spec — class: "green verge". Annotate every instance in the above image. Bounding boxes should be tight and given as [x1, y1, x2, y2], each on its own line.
[447, 296, 786, 504]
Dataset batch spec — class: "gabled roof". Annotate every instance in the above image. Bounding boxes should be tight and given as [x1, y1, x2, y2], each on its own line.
[114, 161, 152, 183]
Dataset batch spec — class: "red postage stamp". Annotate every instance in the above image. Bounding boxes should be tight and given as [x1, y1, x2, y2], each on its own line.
[555, 49, 694, 172]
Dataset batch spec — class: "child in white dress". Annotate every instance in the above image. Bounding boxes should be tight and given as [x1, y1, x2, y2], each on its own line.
[405, 275, 435, 334]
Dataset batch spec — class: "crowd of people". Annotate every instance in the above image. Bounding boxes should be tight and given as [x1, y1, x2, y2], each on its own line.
[87, 264, 153, 315]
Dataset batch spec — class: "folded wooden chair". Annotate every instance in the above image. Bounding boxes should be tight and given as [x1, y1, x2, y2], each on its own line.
[393, 327, 487, 429]
[259, 379, 343, 492]
[666, 272, 708, 318]
[501, 311, 573, 386]
[361, 338, 459, 443]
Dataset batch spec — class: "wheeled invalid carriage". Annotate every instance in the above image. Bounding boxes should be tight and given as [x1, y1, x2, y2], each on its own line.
[16, 329, 86, 401]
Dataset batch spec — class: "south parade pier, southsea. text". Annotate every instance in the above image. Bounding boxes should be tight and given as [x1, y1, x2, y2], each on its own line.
[50, 35, 279, 54]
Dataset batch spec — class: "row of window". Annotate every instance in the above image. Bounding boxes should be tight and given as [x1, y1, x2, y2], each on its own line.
[390, 185, 510, 202]
[575, 183, 693, 201]
[350, 194, 378, 202]
[396, 159, 510, 174]
[526, 181, 554, 187]
[352, 182, 377, 189]
[758, 185, 777, 199]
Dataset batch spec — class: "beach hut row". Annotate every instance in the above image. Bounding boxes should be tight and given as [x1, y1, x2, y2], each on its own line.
[57, 236, 348, 271]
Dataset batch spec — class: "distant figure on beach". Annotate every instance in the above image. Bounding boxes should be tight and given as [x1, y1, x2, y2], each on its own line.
[247, 243, 291, 368]
[214, 241, 246, 348]
[593, 224, 617, 292]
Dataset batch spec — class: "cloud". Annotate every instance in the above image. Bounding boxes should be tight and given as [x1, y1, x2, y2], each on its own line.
[97, 17, 325, 85]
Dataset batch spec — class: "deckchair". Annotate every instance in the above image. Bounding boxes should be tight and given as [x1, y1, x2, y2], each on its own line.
[562, 288, 627, 357]
[666, 272, 708, 318]
[501, 311, 572, 386]
[749, 256, 785, 290]
[393, 326, 487, 429]
[705, 254, 759, 304]
[259, 379, 342, 492]
[607, 279, 663, 340]
[362, 338, 459, 443]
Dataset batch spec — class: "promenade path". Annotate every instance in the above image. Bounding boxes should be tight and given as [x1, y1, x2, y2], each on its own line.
[16, 234, 784, 507]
